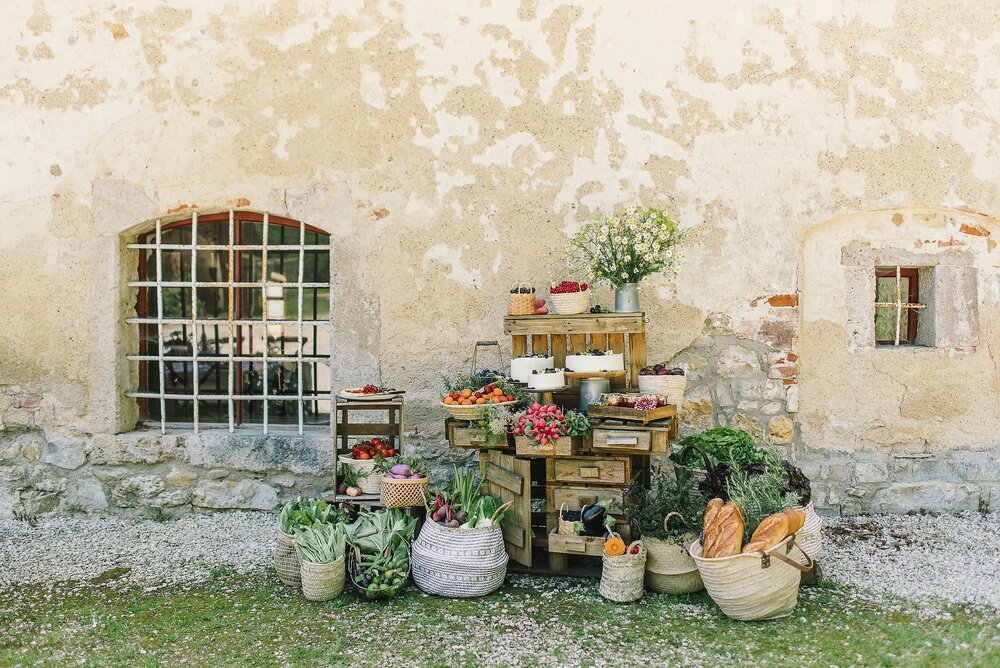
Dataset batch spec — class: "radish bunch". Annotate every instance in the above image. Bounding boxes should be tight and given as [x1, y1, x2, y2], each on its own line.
[512, 402, 570, 447]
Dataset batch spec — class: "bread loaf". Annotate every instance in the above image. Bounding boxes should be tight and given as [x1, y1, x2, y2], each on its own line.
[703, 500, 744, 558]
[741, 511, 789, 554]
[782, 508, 805, 535]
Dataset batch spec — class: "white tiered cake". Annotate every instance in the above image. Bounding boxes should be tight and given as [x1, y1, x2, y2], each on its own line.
[527, 368, 565, 390]
[511, 354, 553, 383]
[564, 349, 624, 373]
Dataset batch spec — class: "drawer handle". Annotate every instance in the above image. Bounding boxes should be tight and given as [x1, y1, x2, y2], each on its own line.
[579, 466, 600, 479]
[607, 436, 638, 445]
[565, 539, 587, 553]
[469, 437, 485, 446]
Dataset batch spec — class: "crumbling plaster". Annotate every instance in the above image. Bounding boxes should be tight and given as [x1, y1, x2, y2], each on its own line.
[2, 1, 1000, 516]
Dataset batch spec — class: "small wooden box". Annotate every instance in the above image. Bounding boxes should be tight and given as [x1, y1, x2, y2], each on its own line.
[591, 423, 671, 454]
[546, 456, 631, 485]
[587, 401, 677, 425]
[514, 435, 584, 458]
[449, 423, 489, 449]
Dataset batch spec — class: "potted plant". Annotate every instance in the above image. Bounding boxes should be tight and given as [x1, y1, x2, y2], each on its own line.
[624, 471, 707, 594]
[476, 403, 517, 448]
[569, 205, 685, 312]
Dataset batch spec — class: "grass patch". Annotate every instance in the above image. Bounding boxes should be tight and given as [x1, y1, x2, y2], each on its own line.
[0, 573, 997, 667]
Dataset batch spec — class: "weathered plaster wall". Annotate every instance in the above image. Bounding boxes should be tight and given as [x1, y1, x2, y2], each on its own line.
[1, 0, 999, 517]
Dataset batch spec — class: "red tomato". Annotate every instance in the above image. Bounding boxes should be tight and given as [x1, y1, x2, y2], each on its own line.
[386, 448, 396, 457]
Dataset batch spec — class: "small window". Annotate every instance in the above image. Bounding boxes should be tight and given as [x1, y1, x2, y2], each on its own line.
[127, 210, 331, 434]
[874, 267, 925, 346]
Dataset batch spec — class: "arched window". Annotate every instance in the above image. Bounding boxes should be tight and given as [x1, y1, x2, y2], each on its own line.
[127, 210, 331, 434]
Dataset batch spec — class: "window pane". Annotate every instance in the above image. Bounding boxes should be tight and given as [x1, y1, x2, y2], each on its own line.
[196, 219, 229, 245]
[875, 305, 899, 342]
[241, 220, 302, 246]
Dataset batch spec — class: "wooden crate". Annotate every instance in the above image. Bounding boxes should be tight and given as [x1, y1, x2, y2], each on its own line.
[587, 402, 677, 425]
[591, 423, 671, 454]
[514, 434, 585, 458]
[546, 456, 631, 486]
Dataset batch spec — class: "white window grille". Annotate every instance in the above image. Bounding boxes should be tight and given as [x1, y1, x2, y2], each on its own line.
[874, 266, 926, 346]
[126, 209, 331, 434]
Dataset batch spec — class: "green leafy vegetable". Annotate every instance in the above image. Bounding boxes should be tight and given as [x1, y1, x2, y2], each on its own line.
[669, 428, 764, 470]
[278, 497, 345, 535]
[295, 522, 346, 564]
[624, 470, 707, 542]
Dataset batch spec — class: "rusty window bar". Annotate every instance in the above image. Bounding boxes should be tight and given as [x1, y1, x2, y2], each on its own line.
[297, 216, 305, 434]
[155, 219, 166, 434]
[127, 354, 328, 362]
[227, 209, 235, 433]
[262, 213, 269, 434]
[128, 281, 328, 288]
[874, 265, 926, 346]
[127, 244, 329, 251]
[127, 318, 327, 326]
[190, 211, 199, 432]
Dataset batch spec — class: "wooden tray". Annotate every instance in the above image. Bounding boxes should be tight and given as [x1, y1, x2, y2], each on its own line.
[587, 402, 676, 424]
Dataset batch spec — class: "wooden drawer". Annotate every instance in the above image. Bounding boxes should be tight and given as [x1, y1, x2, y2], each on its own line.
[592, 427, 651, 453]
[548, 485, 625, 515]
[546, 457, 630, 485]
[547, 530, 604, 557]
[450, 424, 489, 449]
[514, 435, 584, 458]
[591, 424, 670, 454]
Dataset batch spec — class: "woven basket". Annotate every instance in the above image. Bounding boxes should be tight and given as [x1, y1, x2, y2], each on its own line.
[689, 534, 813, 621]
[557, 503, 579, 535]
[643, 531, 703, 595]
[600, 540, 647, 603]
[637, 374, 686, 407]
[348, 544, 411, 599]
[380, 475, 429, 508]
[298, 553, 346, 602]
[793, 501, 823, 559]
[508, 282, 535, 316]
[442, 399, 518, 422]
[338, 456, 380, 494]
[411, 518, 509, 598]
[273, 528, 301, 586]
[549, 289, 589, 315]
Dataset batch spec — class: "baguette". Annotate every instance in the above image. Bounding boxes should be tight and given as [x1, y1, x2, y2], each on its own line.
[703, 500, 744, 558]
[783, 508, 805, 535]
[742, 511, 791, 554]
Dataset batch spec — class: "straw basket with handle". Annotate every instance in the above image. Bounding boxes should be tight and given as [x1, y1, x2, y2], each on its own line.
[557, 502, 580, 535]
[507, 282, 536, 316]
[273, 528, 301, 586]
[549, 288, 590, 315]
[642, 513, 703, 595]
[298, 551, 346, 602]
[599, 539, 647, 603]
[338, 455, 380, 494]
[380, 474, 429, 508]
[637, 372, 686, 407]
[689, 534, 814, 621]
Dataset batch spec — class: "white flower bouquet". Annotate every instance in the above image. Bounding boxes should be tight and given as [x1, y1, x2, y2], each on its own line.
[569, 205, 685, 287]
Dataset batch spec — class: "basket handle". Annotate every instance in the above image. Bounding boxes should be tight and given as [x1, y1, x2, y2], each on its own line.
[759, 536, 814, 572]
[511, 281, 533, 292]
[626, 540, 644, 555]
[559, 502, 567, 521]
[663, 511, 685, 533]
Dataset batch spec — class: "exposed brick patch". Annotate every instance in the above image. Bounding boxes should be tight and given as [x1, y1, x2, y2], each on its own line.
[767, 294, 798, 307]
[234, 198, 251, 207]
[373, 207, 390, 220]
[936, 238, 965, 248]
[768, 365, 798, 381]
[167, 204, 197, 214]
[959, 222, 990, 237]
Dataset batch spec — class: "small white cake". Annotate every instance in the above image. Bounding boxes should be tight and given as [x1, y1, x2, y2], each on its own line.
[511, 355, 553, 383]
[564, 349, 624, 373]
[528, 368, 565, 390]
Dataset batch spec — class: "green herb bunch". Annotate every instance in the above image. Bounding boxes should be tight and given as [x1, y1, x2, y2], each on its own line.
[724, 448, 800, 542]
[279, 497, 345, 535]
[624, 470, 707, 542]
[295, 522, 346, 564]
[669, 427, 764, 470]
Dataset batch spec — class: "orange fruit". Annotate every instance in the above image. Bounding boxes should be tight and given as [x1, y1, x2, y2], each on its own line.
[476, 397, 487, 404]
[493, 388, 503, 396]
[461, 388, 472, 398]
[491, 396, 501, 403]
[444, 396, 454, 404]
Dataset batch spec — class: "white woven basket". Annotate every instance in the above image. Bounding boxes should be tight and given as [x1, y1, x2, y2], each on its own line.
[793, 501, 823, 558]
[338, 456, 380, 494]
[298, 553, 346, 602]
[411, 519, 508, 598]
[549, 289, 590, 315]
[689, 534, 813, 621]
[643, 532, 703, 595]
[637, 374, 686, 407]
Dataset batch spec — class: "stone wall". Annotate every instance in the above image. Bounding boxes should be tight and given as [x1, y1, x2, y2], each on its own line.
[2, 2, 1000, 517]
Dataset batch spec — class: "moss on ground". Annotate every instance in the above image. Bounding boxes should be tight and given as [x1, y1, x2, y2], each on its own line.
[1, 572, 997, 667]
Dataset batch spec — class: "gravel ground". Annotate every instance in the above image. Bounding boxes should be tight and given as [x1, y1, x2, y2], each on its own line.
[2, 510, 999, 611]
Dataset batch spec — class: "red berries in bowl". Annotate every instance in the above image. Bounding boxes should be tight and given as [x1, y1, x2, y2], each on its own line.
[550, 281, 588, 294]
